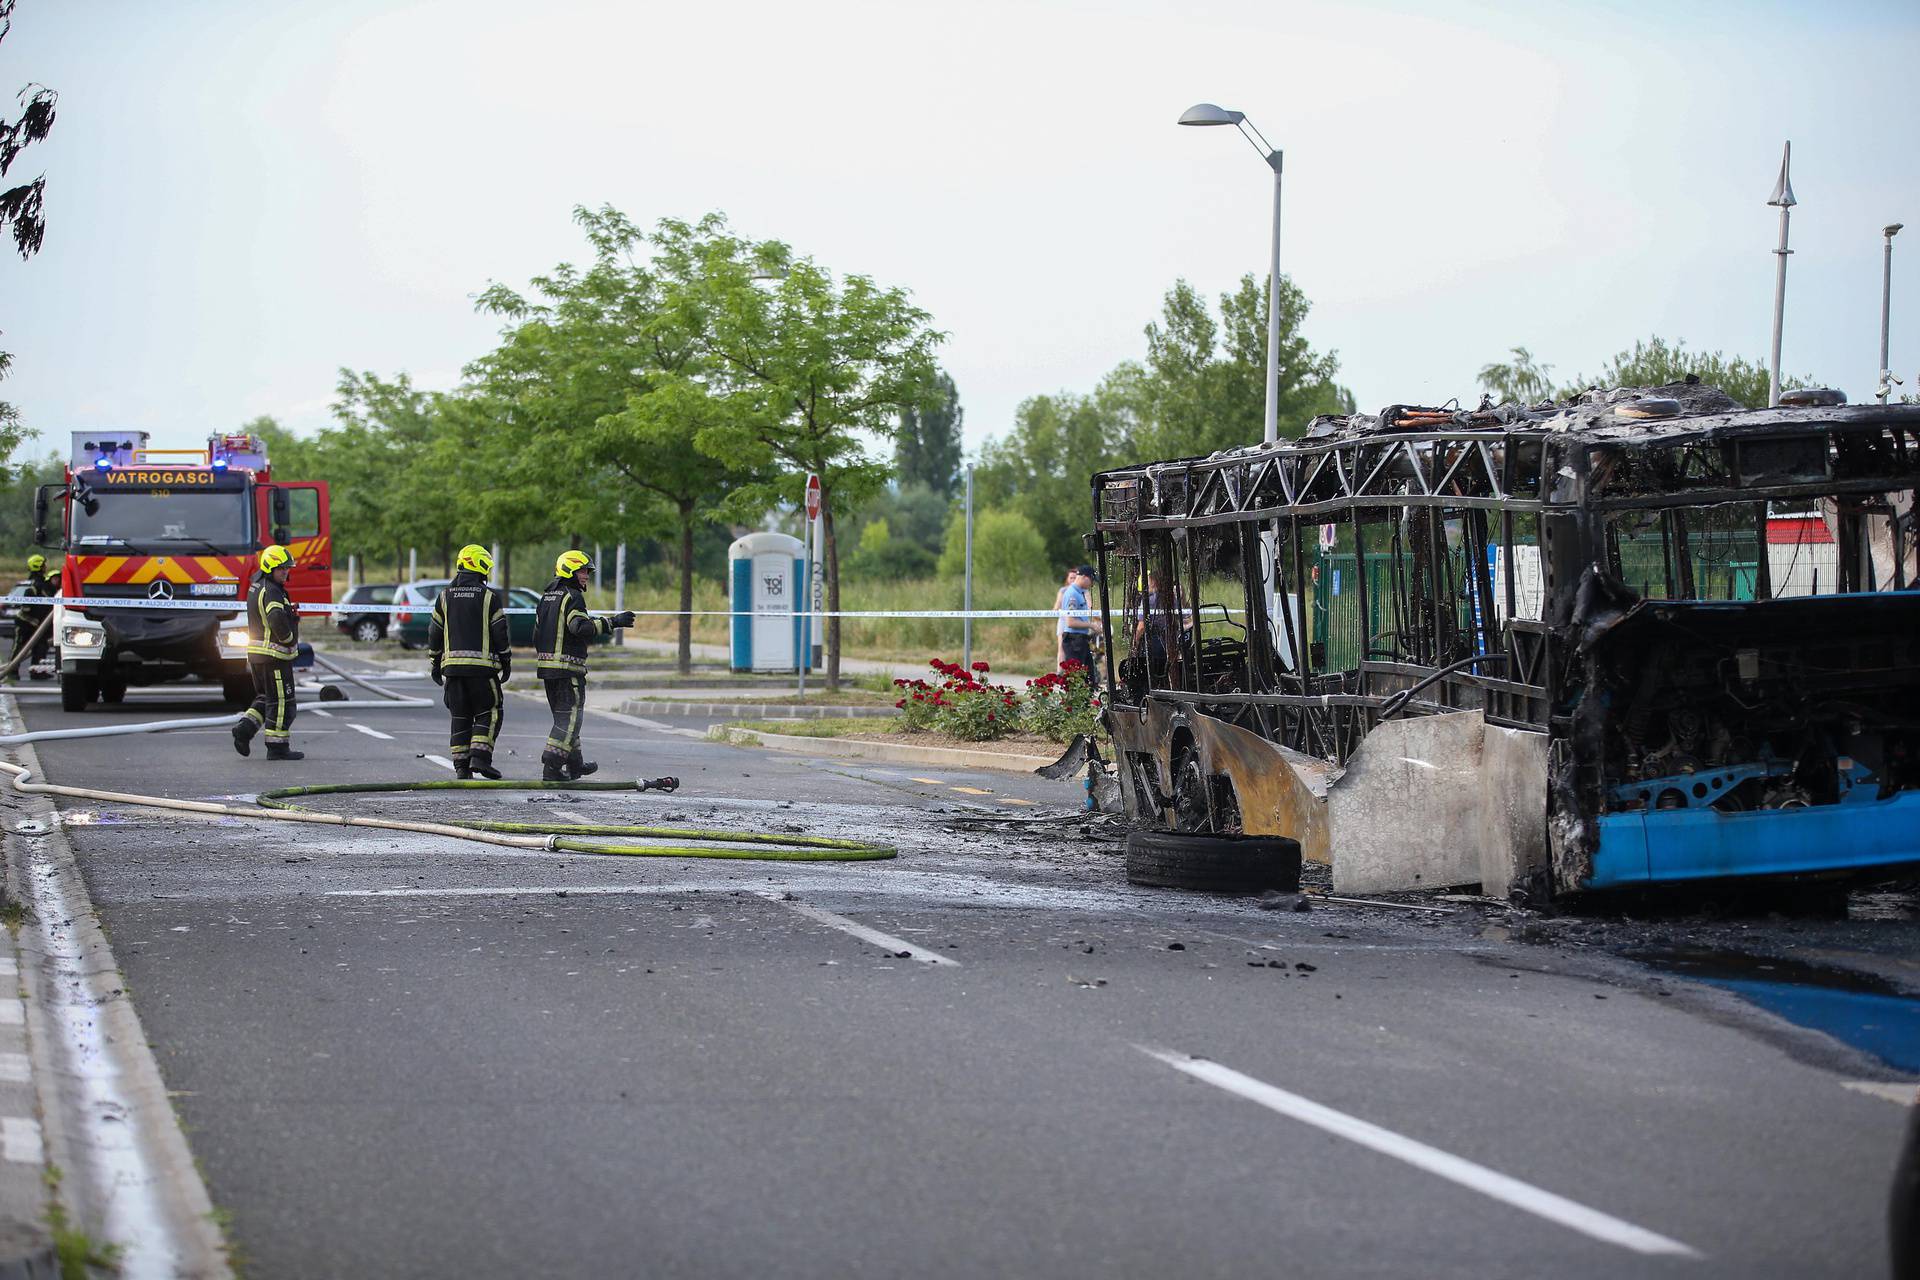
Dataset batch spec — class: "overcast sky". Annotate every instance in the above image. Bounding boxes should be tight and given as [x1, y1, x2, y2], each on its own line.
[3, 0, 1916, 462]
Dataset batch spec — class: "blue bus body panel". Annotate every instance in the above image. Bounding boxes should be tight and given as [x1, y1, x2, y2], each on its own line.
[1589, 791, 1920, 889]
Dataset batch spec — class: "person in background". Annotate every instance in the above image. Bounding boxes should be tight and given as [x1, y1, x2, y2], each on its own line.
[6, 552, 56, 681]
[1058, 564, 1103, 689]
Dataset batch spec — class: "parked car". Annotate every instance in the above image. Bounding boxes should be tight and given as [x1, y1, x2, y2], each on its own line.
[333, 583, 400, 643]
[393, 579, 581, 650]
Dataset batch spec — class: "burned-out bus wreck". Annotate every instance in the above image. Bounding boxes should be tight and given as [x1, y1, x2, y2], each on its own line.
[1090, 383, 1920, 900]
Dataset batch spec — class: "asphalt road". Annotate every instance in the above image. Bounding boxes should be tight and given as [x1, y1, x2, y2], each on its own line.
[4, 656, 1913, 1279]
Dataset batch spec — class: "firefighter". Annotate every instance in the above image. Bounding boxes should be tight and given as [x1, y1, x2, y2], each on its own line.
[427, 544, 509, 780]
[534, 549, 634, 782]
[231, 544, 302, 761]
[5, 552, 57, 681]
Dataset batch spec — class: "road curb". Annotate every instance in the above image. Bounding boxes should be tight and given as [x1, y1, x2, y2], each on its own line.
[715, 725, 1059, 775]
[615, 700, 892, 720]
[0, 698, 233, 1278]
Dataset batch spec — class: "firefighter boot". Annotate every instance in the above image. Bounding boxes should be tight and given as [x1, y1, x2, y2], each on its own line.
[264, 742, 305, 762]
[453, 760, 473, 781]
[231, 716, 258, 758]
[541, 751, 570, 783]
[567, 750, 599, 780]
[471, 753, 502, 781]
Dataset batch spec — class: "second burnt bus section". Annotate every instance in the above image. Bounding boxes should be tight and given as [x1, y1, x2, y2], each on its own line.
[1089, 382, 1920, 898]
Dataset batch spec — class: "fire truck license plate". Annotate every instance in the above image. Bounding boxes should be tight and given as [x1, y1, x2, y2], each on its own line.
[189, 583, 238, 597]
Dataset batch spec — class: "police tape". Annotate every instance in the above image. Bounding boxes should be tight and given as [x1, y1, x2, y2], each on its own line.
[0, 595, 1092, 620]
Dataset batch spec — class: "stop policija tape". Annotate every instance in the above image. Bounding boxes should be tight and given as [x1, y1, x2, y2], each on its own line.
[0, 595, 1108, 620]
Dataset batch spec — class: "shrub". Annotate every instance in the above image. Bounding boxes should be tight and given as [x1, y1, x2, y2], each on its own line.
[896, 659, 1019, 741]
[1023, 659, 1100, 743]
[937, 508, 1049, 583]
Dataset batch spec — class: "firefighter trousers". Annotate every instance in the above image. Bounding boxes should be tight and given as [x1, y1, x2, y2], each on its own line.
[443, 674, 502, 765]
[7, 607, 50, 675]
[244, 658, 296, 743]
[541, 674, 585, 767]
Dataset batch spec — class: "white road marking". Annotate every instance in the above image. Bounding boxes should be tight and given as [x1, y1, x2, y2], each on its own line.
[1, 1116, 43, 1164]
[1843, 1080, 1918, 1105]
[0, 1003, 21, 1026]
[1138, 1047, 1701, 1259]
[758, 891, 959, 966]
[0, 1053, 28, 1084]
[348, 723, 394, 741]
[310, 708, 334, 718]
[0, 957, 15, 976]
[424, 755, 457, 772]
[330, 884, 686, 899]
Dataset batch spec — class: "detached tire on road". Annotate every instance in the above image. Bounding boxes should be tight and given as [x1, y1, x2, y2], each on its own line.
[1125, 830, 1302, 895]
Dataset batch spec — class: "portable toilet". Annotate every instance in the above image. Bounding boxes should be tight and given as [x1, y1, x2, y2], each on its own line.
[728, 531, 811, 673]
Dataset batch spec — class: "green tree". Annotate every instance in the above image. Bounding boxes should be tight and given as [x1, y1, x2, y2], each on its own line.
[973, 374, 1140, 566]
[0, 0, 57, 474]
[474, 205, 743, 670]
[1560, 336, 1807, 408]
[1477, 346, 1556, 405]
[1133, 273, 1348, 459]
[650, 212, 943, 687]
[895, 369, 963, 498]
[937, 507, 1048, 583]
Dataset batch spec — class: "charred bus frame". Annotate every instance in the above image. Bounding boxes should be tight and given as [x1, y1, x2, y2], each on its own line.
[1090, 385, 1920, 897]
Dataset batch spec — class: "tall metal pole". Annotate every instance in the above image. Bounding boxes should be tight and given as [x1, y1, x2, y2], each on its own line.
[1881, 224, 1904, 404]
[1262, 150, 1284, 445]
[613, 541, 626, 646]
[1767, 142, 1796, 408]
[962, 467, 975, 670]
[408, 546, 417, 584]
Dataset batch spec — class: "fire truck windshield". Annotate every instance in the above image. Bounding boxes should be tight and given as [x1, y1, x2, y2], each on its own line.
[71, 488, 251, 552]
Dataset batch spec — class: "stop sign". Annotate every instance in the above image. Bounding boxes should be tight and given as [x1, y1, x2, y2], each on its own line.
[804, 473, 821, 521]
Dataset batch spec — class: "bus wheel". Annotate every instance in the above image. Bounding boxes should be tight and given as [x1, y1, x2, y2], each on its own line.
[1124, 830, 1301, 896]
[58, 673, 92, 713]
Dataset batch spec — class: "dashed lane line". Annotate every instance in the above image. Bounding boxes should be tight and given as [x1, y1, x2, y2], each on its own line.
[1843, 1081, 1918, 1105]
[998, 797, 1036, 806]
[909, 777, 944, 785]
[756, 891, 960, 966]
[1138, 1047, 1700, 1259]
[424, 755, 457, 771]
[347, 723, 394, 740]
[949, 785, 994, 796]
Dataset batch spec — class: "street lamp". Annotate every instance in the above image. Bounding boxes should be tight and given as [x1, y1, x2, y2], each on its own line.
[1180, 102, 1284, 444]
[1880, 223, 1904, 404]
[1766, 141, 1796, 408]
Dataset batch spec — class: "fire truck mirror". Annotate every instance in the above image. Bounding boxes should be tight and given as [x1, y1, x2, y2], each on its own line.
[271, 487, 291, 543]
[31, 487, 46, 545]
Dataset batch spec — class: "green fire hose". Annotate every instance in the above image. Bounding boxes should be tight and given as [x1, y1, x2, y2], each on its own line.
[254, 777, 896, 861]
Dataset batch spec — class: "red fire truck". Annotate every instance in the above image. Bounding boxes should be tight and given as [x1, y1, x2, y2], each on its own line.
[33, 430, 331, 711]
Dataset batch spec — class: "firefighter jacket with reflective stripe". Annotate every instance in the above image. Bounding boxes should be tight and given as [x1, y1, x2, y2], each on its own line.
[533, 578, 609, 676]
[428, 569, 509, 674]
[24, 569, 55, 599]
[245, 572, 299, 661]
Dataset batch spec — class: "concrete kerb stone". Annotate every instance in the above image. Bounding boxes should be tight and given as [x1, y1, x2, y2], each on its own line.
[0, 823, 53, 1280]
[615, 700, 893, 720]
[717, 725, 1058, 775]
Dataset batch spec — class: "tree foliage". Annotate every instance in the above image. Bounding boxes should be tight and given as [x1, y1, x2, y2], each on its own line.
[1133, 273, 1349, 458]
[1561, 336, 1804, 409]
[1476, 346, 1556, 406]
[648, 212, 944, 684]
[895, 368, 963, 498]
[0, 0, 57, 475]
